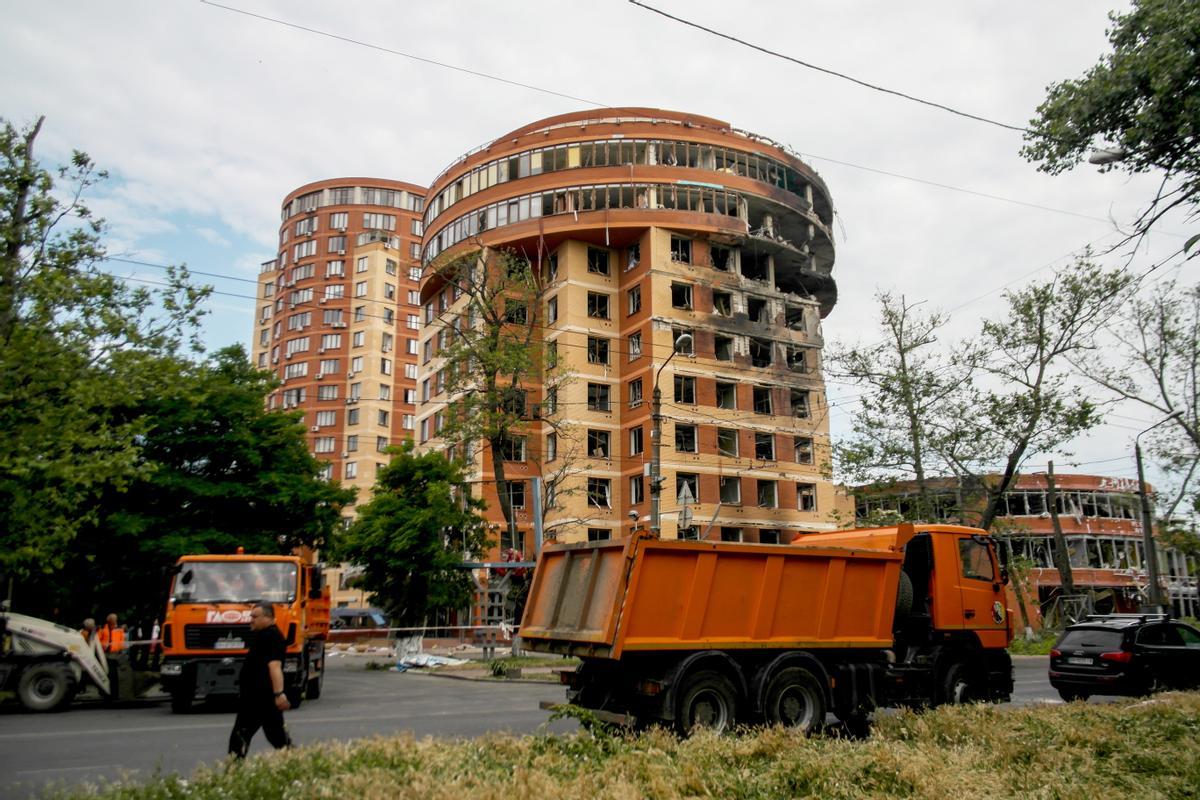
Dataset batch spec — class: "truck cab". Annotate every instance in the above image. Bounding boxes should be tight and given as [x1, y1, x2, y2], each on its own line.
[158, 554, 329, 712]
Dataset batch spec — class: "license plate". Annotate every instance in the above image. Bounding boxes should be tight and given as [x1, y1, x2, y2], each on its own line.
[1066, 656, 1092, 666]
[214, 639, 244, 650]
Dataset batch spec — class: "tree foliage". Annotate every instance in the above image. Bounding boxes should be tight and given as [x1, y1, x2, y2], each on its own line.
[334, 442, 490, 627]
[1021, 0, 1200, 250]
[0, 116, 209, 582]
[24, 346, 356, 622]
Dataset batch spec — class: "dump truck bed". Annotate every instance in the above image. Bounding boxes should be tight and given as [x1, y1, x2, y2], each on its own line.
[520, 534, 904, 659]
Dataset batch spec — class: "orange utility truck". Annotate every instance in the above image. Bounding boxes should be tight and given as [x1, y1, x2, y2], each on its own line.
[158, 550, 330, 712]
[521, 524, 1013, 733]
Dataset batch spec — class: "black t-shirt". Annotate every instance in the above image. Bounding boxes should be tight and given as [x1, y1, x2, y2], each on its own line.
[240, 625, 286, 700]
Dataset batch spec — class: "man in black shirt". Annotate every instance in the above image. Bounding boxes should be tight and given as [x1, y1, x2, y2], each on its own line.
[228, 602, 292, 758]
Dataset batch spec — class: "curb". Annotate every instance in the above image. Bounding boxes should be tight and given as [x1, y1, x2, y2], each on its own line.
[399, 670, 559, 686]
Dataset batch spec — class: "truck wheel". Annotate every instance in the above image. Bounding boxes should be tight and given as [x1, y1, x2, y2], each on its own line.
[939, 662, 976, 705]
[170, 684, 193, 714]
[895, 571, 914, 617]
[306, 667, 323, 700]
[16, 663, 76, 712]
[763, 667, 825, 734]
[675, 670, 737, 736]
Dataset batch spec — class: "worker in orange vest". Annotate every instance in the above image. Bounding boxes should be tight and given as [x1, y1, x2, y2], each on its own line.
[98, 613, 125, 653]
[79, 618, 97, 643]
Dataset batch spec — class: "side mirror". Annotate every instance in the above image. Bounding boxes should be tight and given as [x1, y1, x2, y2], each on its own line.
[999, 567, 1010, 586]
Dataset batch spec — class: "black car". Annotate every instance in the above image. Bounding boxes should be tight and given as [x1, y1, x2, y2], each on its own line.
[1048, 614, 1200, 701]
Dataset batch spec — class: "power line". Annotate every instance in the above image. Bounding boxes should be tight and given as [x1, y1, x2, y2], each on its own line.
[628, 0, 1034, 135]
[199, 0, 604, 107]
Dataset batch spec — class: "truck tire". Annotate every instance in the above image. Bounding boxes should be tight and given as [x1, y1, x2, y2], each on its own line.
[939, 662, 976, 705]
[286, 686, 303, 710]
[1057, 688, 1089, 702]
[763, 667, 825, 734]
[306, 667, 323, 700]
[895, 570, 914, 617]
[675, 670, 738, 736]
[16, 663, 77, 712]
[170, 683, 193, 714]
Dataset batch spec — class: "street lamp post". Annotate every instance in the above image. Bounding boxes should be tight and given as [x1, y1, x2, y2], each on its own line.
[1135, 410, 1182, 613]
[650, 333, 693, 537]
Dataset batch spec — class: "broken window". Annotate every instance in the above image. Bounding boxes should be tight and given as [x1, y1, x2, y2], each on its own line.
[626, 243, 640, 271]
[671, 235, 692, 263]
[758, 480, 778, 508]
[742, 251, 769, 281]
[786, 346, 808, 372]
[588, 477, 612, 508]
[674, 374, 696, 403]
[716, 381, 736, 409]
[794, 436, 814, 464]
[671, 282, 693, 309]
[629, 475, 644, 504]
[628, 378, 643, 408]
[674, 423, 697, 453]
[629, 425, 644, 455]
[785, 305, 806, 331]
[587, 382, 610, 412]
[587, 429, 611, 459]
[791, 389, 810, 418]
[755, 433, 775, 461]
[747, 297, 768, 324]
[711, 246, 731, 271]
[587, 247, 610, 275]
[750, 338, 773, 367]
[720, 476, 741, 504]
[797, 482, 817, 511]
[627, 285, 642, 315]
[717, 428, 738, 456]
[759, 529, 781, 545]
[676, 472, 699, 503]
[504, 300, 527, 325]
[505, 480, 526, 510]
[499, 435, 526, 462]
[713, 290, 732, 317]
[721, 527, 742, 542]
[628, 331, 642, 360]
[714, 335, 734, 361]
[678, 526, 699, 541]
[587, 292, 610, 319]
[753, 386, 773, 415]
[587, 336, 610, 364]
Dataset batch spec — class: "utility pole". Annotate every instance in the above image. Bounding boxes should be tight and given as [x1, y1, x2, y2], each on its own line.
[1135, 411, 1181, 613]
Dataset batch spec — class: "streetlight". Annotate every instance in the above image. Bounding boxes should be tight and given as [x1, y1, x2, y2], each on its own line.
[650, 333, 693, 537]
[1135, 410, 1182, 613]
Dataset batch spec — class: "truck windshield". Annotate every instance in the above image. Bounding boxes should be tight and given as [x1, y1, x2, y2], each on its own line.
[173, 562, 298, 604]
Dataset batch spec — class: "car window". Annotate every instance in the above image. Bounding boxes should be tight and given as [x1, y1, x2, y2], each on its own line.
[1058, 628, 1123, 650]
[1177, 625, 1200, 648]
[958, 538, 994, 582]
[1137, 624, 1183, 646]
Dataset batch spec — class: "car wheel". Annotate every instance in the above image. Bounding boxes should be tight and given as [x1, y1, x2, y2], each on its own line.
[1142, 673, 1161, 696]
[16, 663, 77, 712]
[763, 667, 825, 734]
[675, 670, 738, 736]
[939, 662, 976, 705]
[1057, 688, 1089, 702]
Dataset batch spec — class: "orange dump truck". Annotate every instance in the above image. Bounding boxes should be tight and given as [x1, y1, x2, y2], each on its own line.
[158, 551, 330, 712]
[520, 524, 1013, 733]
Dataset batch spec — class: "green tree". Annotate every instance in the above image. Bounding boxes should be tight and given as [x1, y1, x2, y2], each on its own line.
[20, 346, 356, 622]
[0, 115, 208, 586]
[335, 442, 490, 627]
[945, 260, 1132, 530]
[829, 292, 973, 521]
[1021, 0, 1200, 251]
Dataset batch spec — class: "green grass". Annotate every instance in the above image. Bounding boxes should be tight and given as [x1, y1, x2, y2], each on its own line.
[1007, 634, 1057, 656]
[41, 693, 1200, 799]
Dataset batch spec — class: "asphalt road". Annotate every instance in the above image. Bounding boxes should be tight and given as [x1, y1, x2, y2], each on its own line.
[1, 655, 1060, 798]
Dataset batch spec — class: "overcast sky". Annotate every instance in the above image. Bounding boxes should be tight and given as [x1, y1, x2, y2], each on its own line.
[3, 0, 1192, 487]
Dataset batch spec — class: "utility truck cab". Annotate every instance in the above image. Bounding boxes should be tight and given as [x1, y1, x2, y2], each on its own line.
[158, 551, 329, 712]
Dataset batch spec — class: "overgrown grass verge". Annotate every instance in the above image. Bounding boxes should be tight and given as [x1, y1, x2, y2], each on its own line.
[44, 693, 1200, 799]
[1007, 634, 1057, 656]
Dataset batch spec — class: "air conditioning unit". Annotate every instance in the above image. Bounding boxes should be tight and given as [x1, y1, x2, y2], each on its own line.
[338, 226, 347, 233]
[316, 372, 324, 380]
[319, 298, 326, 304]
[318, 347, 325, 354]
[348, 398, 359, 405]
[340, 451, 349, 458]
[347, 371, 356, 378]
[272, 356, 279, 364]
[310, 425, 320, 432]
[333, 322, 346, 329]
[338, 249, 346, 255]
[285, 352, 292, 359]
[381, 346, 391, 353]
[346, 398, 354, 405]
[289, 303, 296, 310]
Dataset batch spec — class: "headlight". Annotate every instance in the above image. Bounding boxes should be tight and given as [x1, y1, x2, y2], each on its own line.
[160, 663, 183, 676]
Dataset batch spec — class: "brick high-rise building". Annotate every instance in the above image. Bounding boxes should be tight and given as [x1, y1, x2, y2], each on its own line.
[415, 108, 850, 554]
[251, 178, 426, 526]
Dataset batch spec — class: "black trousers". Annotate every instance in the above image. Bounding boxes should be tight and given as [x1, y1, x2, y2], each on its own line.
[228, 698, 291, 758]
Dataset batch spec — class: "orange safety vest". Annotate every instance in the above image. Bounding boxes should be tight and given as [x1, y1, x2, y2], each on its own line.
[98, 625, 125, 653]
